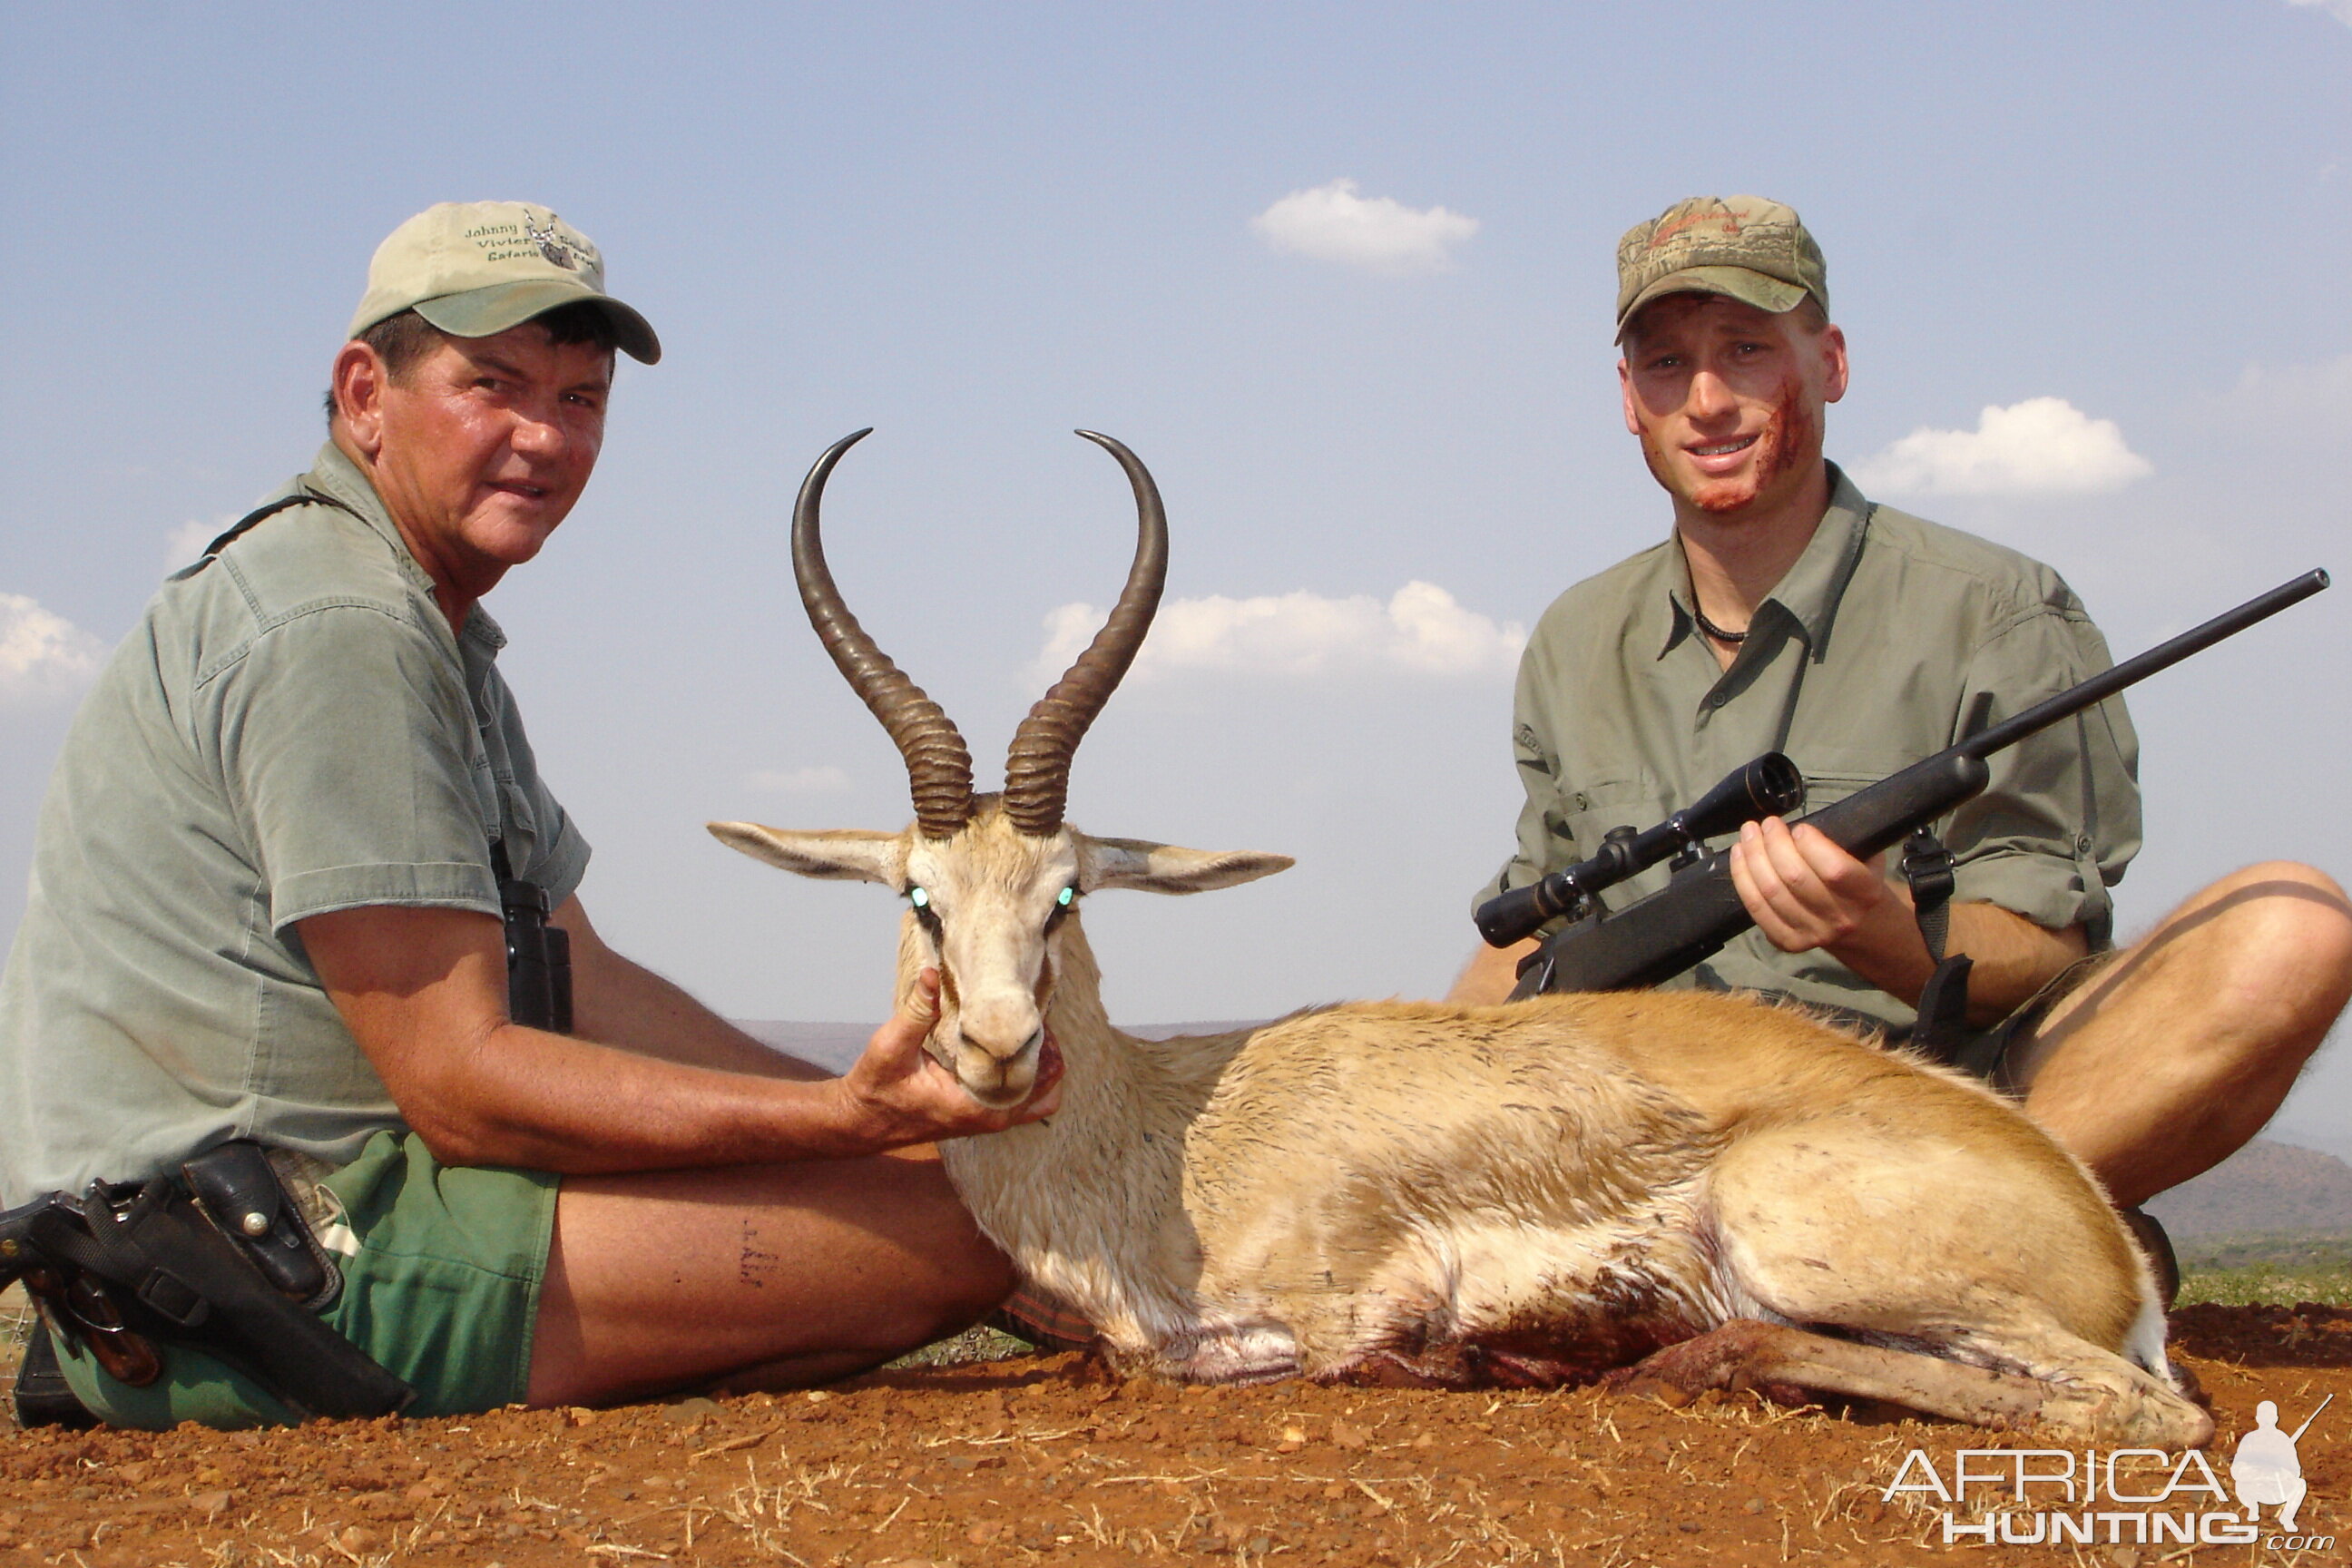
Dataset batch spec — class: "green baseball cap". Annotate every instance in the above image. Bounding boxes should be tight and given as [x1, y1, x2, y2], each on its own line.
[348, 201, 661, 364]
[1614, 195, 1828, 338]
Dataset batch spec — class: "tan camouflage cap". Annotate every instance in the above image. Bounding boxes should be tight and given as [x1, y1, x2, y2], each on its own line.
[1614, 195, 1827, 338]
[348, 201, 661, 364]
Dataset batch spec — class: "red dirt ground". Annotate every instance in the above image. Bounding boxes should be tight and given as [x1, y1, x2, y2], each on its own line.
[5, 1305, 2347, 1568]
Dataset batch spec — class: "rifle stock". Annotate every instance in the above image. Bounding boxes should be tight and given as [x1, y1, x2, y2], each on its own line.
[1506, 569, 2328, 1000]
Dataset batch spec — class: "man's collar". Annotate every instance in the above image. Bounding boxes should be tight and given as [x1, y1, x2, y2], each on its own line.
[304, 440, 407, 557]
[305, 443, 506, 652]
[1658, 462, 1870, 661]
[1759, 461, 1871, 654]
[1656, 573, 1699, 661]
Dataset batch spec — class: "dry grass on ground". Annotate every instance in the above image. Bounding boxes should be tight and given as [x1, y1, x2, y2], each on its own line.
[3, 1303, 2348, 1567]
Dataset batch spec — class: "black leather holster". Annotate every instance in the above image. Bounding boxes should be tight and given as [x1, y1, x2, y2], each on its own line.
[5, 1141, 414, 1425]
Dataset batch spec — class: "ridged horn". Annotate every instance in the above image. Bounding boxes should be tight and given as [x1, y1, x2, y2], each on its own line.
[792, 429, 975, 839]
[1002, 431, 1168, 837]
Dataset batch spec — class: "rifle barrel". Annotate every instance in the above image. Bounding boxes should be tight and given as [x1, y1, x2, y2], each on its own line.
[1964, 569, 2328, 760]
[1514, 566, 2333, 999]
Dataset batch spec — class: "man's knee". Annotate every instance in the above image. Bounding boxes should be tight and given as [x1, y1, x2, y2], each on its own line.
[2155, 862, 2351, 995]
[2212, 859, 2352, 980]
[838, 1159, 1019, 1349]
[2200, 858, 2350, 913]
[883, 1252, 1019, 1351]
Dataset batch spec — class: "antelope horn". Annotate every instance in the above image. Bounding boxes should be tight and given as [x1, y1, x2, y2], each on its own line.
[792, 429, 975, 839]
[1003, 431, 1168, 837]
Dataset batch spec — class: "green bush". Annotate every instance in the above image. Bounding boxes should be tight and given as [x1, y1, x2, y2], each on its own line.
[2176, 1233, 2352, 1306]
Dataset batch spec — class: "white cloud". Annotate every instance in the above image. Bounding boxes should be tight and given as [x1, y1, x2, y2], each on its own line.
[2288, 0, 2352, 27]
[1850, 397, 2153, 498]
[750, 764, 852, 795]
[0, 593, 106, 709]
[165, 516, 225, 567]
[1250, 179, 1480, 277]
[1035, 582, 1524, 683]
[2221, 350, 2352, 429]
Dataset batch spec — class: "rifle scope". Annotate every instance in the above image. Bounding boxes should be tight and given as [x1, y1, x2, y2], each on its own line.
[1475, 751, 1804, 948]
[1506, 566, 2330, 1000]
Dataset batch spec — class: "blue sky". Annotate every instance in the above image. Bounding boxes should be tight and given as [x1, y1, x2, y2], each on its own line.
[5, 2, 2350, 1147]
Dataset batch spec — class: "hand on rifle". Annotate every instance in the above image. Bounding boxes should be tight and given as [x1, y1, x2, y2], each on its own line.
[1728, 818, 2087, 1019]
[1728, 817, 1906, 959]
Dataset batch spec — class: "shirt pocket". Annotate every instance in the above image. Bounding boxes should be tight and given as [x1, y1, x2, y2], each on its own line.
[1794, 765, 1958, 887]
[1556, 774, 1673, 861]
[1558, 774, 1685, 907]
[1791, 751, 1923, 818]
[1794, 769, 1880, 816]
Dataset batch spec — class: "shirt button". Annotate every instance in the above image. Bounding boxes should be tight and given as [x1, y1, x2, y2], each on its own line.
[2075, 832, 2094, 853]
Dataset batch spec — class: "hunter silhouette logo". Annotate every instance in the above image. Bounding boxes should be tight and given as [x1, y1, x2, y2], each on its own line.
[1884, 1391, 2335, 1552]
[2230, 1394, 2328, 1534]
[523, 211, 581, 270]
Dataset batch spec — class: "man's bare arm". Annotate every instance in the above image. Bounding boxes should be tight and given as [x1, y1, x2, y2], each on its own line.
[554, 897, 828, 1080]
[299, 903, 1057, 1173]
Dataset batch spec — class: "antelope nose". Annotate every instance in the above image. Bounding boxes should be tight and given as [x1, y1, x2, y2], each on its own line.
[971, 1022, 1044, 1064]
[959, 996, 1044, 1063]
[948, 999, 1044, 1109]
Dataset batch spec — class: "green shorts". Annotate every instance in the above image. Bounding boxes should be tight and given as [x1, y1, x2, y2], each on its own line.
[1789, 948, 2122, 1089]
[50, 1130, 560, 1429]
[1949, 946, 2126, 1089]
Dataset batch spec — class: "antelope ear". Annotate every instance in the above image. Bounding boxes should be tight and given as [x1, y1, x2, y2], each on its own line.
[708, 823, 906, 886]
[1079, 834, 1294, 895]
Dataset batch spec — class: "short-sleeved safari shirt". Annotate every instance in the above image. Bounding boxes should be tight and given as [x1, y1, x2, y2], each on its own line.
[1477, 465, 2140, 1036]
[0, 444, 588, 1202]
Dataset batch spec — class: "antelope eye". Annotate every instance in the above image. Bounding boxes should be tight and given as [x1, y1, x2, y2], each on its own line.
[908, 887, 931, 909]
[1057, 887, 1075, 907]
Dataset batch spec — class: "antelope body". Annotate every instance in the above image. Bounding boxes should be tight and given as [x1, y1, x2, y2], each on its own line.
[715, 430, 2213, 1447]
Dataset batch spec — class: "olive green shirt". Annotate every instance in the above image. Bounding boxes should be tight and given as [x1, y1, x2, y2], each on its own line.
[0, 445, 588, 1202]
[1478, 466, 2140, 1034]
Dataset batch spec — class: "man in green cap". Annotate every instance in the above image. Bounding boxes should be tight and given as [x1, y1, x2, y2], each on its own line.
[1451, 195, 2352, 1277]
[1, 201, 1052, 1427]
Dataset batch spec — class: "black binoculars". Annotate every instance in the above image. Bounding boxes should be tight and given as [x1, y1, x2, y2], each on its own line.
[499, 869, 573, 1034]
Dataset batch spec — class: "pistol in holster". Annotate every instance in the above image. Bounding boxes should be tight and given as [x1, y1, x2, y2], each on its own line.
[3, 1141, 414, 1423]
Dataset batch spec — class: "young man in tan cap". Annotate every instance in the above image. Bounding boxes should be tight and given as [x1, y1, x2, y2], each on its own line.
[1451, 195, 2352, 1277]
[1, 202, 1051, 1427]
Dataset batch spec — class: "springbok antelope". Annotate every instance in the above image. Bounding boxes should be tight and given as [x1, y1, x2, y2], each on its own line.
[713, 429, 2212, 1447]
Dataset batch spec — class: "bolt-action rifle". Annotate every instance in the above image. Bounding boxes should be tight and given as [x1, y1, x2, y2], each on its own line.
[1477, 569, 2330, 1000]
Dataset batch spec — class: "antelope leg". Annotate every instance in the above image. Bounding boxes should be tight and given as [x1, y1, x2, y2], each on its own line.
[1603, 1319, 2049, 1428]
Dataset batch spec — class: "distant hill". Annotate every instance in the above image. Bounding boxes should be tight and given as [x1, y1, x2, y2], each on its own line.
[737, 1021, 873, 1074]
[2264, 1119, 2352, 1169]
[734, 1019, 1271, 1076]
[2144, 1138, 2352, 1239]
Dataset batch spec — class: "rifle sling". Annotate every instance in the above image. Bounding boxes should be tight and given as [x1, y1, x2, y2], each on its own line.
[199, 490, 367, 559]
[1901, 828, 1974, 1062]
